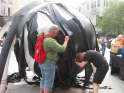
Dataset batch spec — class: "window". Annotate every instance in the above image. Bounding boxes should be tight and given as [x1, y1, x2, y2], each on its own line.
[87, 4, 89, 9]
[8, 8, 10, 16]
[91, 1, 96, 8]
[3, 8, 5, 15]
[97, 0, 100, 7]
[104, 0, 106, 7]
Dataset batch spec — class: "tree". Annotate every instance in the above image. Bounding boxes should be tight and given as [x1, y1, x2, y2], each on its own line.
[96, 1, 124, 35]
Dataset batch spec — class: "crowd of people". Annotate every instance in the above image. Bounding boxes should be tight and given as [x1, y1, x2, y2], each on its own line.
[97, 34, 124, 60]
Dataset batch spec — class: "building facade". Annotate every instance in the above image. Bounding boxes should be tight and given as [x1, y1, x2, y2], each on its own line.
[0, 0, 12, 27]
[11, 0, 44, 15]
[10, 0, 22, 15]
[0, 0, 45, 16]
[0, 0, 44, 28]
[0, 0, 12, 16]
[78, 0, 108, 26]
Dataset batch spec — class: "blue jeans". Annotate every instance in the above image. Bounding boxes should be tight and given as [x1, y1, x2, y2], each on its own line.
[39, 61, 56, 91]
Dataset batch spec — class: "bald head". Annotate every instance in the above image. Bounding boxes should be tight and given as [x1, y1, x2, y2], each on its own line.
[48, 25, 60, 37]
[48, 25, 59, 33]
[116, 34, 123, 40]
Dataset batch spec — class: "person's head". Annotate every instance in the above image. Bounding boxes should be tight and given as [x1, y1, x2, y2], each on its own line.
[47, 25, 60, 38]
[122, 35, 124, 46]
[116, 34, 123, 40]
[75, 52, 86, 62]
[122, 35, 124, 40]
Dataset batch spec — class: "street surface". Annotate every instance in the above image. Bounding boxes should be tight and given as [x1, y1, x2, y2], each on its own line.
[0, 47, 124, 93]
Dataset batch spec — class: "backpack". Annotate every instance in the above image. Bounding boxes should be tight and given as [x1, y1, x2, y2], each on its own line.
[34, 34, 52, 63]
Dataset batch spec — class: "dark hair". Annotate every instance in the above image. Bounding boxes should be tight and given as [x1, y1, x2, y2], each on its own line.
[75, 53, 82, 62]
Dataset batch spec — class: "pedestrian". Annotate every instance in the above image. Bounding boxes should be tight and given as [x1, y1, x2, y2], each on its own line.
[110, 35, 123, 65]
[119, 36, 124, 58]
[0, 32, 7, 47]
[38, 25, 69, 93]
[75, 50, 109, 93]
[101, 39, 106, 55]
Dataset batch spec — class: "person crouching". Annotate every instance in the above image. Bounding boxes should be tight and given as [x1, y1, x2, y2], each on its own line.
[75, 50, 109, 93]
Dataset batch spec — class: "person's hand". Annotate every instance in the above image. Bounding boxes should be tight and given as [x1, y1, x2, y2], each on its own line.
[64, 36, 69, 42]
[75, 62, 83, 68]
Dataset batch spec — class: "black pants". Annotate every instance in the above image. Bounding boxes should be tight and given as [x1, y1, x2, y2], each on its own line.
[110, 52, 118, 65]
[93, 63, 109, 84]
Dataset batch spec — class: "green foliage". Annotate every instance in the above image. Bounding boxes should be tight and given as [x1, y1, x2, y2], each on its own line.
[96, 1, 124, 35]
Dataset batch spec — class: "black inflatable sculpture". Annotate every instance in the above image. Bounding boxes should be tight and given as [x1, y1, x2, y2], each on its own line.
[0, 2, 98, 88]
